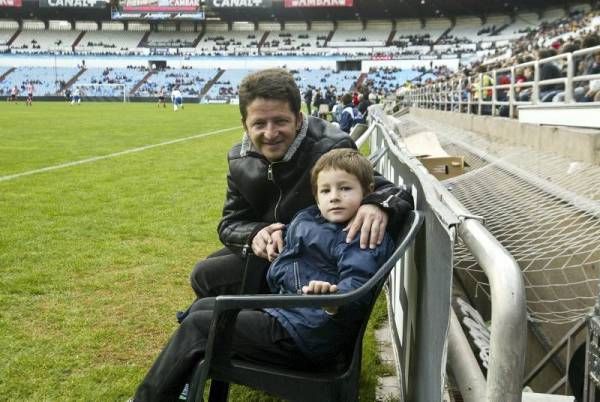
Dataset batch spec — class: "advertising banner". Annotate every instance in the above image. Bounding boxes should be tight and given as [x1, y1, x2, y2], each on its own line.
[206, 0, 272, 7]
[283, 0, 352, 7]
[39, 0, 106, 8]
[123, 0, 198, 12]
[112, 10, 204, 19]
[0, 0, 23, 7]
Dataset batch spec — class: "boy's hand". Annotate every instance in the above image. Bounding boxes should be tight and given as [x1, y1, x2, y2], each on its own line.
[302, 280, 338, 294]
[302, 281, 339, 315]
[344, 204, 388, 249]
[252, 223, 285, 260]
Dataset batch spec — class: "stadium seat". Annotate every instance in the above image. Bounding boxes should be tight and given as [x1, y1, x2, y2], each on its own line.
[186, 210, 423, 402]
[318, 103, 331, 120]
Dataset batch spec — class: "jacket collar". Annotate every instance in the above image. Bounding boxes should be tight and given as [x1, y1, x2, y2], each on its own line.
[239, 113, 308, 162]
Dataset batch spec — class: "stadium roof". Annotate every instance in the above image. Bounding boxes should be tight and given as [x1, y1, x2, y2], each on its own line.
[0, 0, 579, 23]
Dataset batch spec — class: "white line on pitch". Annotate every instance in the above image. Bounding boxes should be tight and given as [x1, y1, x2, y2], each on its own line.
[0, 125, 242, 183]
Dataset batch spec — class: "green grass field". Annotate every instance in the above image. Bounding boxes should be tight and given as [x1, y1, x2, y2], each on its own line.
[0, 102, 390, 401]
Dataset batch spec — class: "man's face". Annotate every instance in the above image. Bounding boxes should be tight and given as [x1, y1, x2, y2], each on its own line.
[243, 98, 301, 162]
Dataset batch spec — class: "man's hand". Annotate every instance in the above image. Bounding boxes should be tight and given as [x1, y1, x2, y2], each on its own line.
[251, 223, 285, 260]
[344, 204, 389, 249]
[266, 228, 285, 262]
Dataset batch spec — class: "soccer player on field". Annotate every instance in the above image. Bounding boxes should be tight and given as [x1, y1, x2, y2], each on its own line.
[157, 87, 166, 108]
[9, 85, 18, 104]
[171, 86, 183, 111]
[71, 87, 81, 105]
[26, 82, 34, 106]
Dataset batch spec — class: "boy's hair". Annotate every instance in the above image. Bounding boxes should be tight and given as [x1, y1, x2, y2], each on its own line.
[238, 68, 302, 122]
[310, 149, 374, 197]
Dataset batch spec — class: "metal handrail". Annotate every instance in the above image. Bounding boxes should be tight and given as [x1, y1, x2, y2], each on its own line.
[402, 45, 600, 116]
[523, 319, 586, 394]
[368, 108, 527, 402]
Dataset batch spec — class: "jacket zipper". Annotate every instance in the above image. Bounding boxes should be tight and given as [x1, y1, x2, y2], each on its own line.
[268, 163, 284, 222]
[293, 261, 302, 294]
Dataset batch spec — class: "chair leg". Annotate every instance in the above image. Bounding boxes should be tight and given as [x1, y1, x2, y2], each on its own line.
[208, 380, 230, 402]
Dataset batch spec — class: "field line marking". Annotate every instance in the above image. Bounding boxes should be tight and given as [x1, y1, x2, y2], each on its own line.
[0, 125, 242, 183]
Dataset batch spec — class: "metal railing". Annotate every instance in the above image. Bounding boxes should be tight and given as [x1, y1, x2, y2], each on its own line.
[359, 106, 527, 402]
[403, 45, 600, 118]
[523, 319, 586, 395]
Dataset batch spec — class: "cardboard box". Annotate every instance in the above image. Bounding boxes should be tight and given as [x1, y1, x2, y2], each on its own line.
[403, 131, 466, 180]
[417, 156, 465, 180]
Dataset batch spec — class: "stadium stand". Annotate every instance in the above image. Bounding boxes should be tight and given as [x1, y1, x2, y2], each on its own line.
[75, 30, 146, 56]
[137, 67, 219, 98]
[0, 66, 79, 96]
[203, 68, 253, 101]
[75, 67, 148, 97]
[0, 3, 597, 106]
[292, 67, 360, 96]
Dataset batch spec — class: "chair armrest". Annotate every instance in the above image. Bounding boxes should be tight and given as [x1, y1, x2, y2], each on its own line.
[214, 210, 423, 314]
[213, 289, 369, 313]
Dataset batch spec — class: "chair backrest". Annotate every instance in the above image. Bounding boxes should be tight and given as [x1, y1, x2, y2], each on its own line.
[318, 103, 330, 114]
[340, 210, 423, 375]
[349, 123, 368, 141]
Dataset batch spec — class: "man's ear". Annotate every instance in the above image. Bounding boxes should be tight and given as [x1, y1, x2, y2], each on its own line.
[296, 113, 303, 130]
[241, 116, 247, 132]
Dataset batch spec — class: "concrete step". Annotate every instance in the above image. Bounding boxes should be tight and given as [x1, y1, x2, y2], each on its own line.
[522, 392, 575, 402]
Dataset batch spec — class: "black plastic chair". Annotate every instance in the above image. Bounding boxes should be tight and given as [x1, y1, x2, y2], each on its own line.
[187, 210, 423, 402]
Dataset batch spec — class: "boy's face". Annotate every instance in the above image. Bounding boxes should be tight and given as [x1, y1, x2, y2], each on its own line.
[243, 98, 302, 162]
[316, 169, 365, 224]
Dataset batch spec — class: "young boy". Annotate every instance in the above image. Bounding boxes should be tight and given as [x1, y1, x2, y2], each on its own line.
[131, 149, 400, 401]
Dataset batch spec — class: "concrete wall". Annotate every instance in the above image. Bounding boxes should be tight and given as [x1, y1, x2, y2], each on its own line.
[409, 108, 600, 165]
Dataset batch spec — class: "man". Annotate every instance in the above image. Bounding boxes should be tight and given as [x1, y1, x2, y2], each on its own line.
[157, 86, 166, 108]
[303, 85, 313, 115]
[9, 85, 18, 104]
[188, 68, 412, 307]
[26, 82, 34, 106]
[171, 86, 183, 111]
[71, 87, 81, 105]
[338, 92, 363, 134]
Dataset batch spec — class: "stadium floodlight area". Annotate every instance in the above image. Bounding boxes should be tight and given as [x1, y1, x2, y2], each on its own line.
[76, 83, 129, 102]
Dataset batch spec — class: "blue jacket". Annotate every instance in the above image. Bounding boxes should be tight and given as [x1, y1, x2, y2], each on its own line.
[338, 103, 355, 133]
[264, 205, 395, 364]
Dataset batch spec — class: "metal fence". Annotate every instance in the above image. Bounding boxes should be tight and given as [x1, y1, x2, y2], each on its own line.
[402, 45, 600, 118]
[359, 106, 527, 402]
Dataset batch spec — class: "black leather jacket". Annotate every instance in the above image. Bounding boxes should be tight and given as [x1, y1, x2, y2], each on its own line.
[218, 115, 413, 256]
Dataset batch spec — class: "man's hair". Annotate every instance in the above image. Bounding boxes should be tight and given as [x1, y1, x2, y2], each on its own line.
[537, 48, 557, 59]
[341, 93, 353, 105]
[238, 68, 302, 122]
[310, 149, 374, 197]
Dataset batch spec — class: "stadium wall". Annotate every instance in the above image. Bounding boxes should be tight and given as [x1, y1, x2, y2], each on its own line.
[0, 54, 460, 71]
[409, 107, 600, 165]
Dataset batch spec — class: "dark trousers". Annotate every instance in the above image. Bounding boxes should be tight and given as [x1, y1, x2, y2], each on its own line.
[133, 307, 309, 402]
[190, 247, 270, 298]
